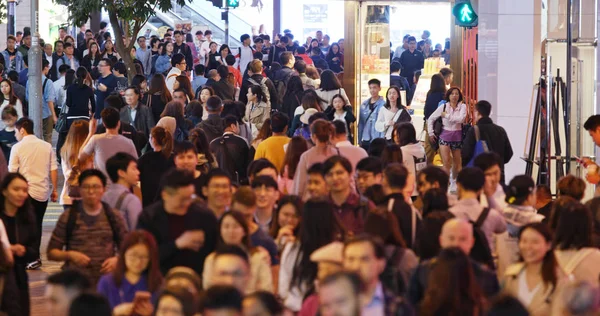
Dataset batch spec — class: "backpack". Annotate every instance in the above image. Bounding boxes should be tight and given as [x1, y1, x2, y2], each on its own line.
[273, 71, 293, 105]
[469, 207, 495, 270]
[65, 201, 121, 251]
[380, 246, 408, 295]
[247, 77, 271, 107]
[466, 125, 490, 167]
[173, 126, 188, 142]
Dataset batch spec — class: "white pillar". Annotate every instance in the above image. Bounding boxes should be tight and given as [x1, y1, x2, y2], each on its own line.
[477, 0, 542, 181]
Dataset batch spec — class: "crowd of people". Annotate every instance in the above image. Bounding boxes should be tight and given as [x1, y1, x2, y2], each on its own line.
[0, 23, 599, 316]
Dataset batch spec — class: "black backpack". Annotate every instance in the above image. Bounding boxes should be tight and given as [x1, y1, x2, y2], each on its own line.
[65, 201, 122, 251]
[469, 207, 495, 270]
[380, 246, 408, 296]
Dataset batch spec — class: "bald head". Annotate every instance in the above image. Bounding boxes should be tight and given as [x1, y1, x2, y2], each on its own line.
[439, 218, 474, 255]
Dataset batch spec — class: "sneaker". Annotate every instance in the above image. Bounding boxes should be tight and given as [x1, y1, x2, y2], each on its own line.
[26, 259, 42, 270]
[449, 179, 457, 194]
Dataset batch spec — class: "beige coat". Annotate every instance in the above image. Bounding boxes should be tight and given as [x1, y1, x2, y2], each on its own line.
[245, 101, 270, 138]
[502, 263, 567, 316]
[555, 248, 600, 286]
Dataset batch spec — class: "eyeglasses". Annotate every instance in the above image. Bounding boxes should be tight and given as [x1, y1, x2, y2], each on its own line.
[80, 184, 103, 191]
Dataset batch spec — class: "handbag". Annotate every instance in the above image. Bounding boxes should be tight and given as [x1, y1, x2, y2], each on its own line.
[54, 109, 68, 133]
[466, 125, 489, 167]
[433, 103, 446, 137]
[66, 165, 82, 198]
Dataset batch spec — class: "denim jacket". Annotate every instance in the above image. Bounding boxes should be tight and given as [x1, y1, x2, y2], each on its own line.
[358, 96, 385, 142]
[155, 55, 172, 75]
[1, 49, 23, 73]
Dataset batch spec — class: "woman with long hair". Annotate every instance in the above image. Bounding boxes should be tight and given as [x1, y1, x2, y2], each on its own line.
[150, 42, 164, 75]
[0, 173, 37, 316]
[279, 137, 309, 194]
[553, 201, 600, 286]
[59, 120, 92, 208]
[288, 92, 324, 138]
[325, 43, 344, 73]
[278, 198, 345, 312]
[497, 175, 544, 276]
[375, 86, 411, 141]
[101, 39, 120, 60]
[503, 223, 565, 315]
[427, 87, 467, 191]
[269, 195, 303, 251]
[197, 86, 215, 121]
[0, 79, 23, 127]
[218, 44, 232, 66]
[155, 42, 174, 75]
[97, 231, 163, 314]
[364, 209, 418, 296]
[423, 73, 447, 162]
[394, 122, 426, 198]
[138, 126, 175, 207]
[415, 200, 454, 261]
[315, 70, 350, 109]
[147, 74, 173, 123]
[161, 100, 194, 136]
[324, 94, 355, 143]
[65, 67, 95, 126]
[245, 85, 271, 138]
[282, 76, 304, 122]
[251, 118, 272, 155]
[205, 42, 221, 71]
[202, 211, 273, 293]
[381, 144, 403, 165]
[185, 100, 203, 126]
[188, 128, 218, 174]
[81, 42, 102, 79]
[173, 75, 194, 102]
[420, 247, 485, 316]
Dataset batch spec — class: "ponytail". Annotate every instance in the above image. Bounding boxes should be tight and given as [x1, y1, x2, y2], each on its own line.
[151, 126, 173, 158]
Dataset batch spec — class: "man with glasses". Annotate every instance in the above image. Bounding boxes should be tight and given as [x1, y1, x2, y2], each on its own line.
[138, 169, 218, 275]
[94, 58, 118, 119]
[47, 169, 128, 285]
[166, 53, 186, 95]
[8, 117, 58, 270]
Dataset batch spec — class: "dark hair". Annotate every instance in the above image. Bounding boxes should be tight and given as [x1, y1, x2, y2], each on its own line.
[456, 167, 485, 192]
[244, 291, 283, 315]
[63, 42, 73, 50]
[173, 140, 197, 156]
[553, 202, 593, 250]
[217, 65, 229, 80]
[310, 119, 333, 143]
[47, 269, 92, 291]
[549, 196, 578, 232]
[417, 211, 455, 261]
[0, 79, 18, 106]
[206, 96, 223, 112]
[204, 168, 231, 188]
[112, 230, 163, 292]
[105, 152, 137, 183]
[307, 162, 324, 176]
[0, 173, 34, 225]
[68, 293, 112, 316]
[294, 60, 307, 74]
[199, 285, 243, 313]
[112, 62, 126, 75]
[225, 54, 236, 66]
[158, 287, 197, 316]
[148, 74, 172, 104]
[394, 122, 418, 146]
[101, 107, 120, 129]
[131, 75, 146, 90]
[323, 155, 352, 175]
[188, 128, 215, 166]
[291, 198, 345, 289]
[282, 137, 308, 179]
[231, 186, 256, 208]
[422, 188, 450, 217]
[407, 36, 417, 43]
[194, 64, 205, 76]
[383, 163, 409, 190]
[104, 94, 125, 110]
[356, 157, 382, 175]
[269, 112, 289, 133]
[420, 247, 484, 316]
[505, 175, 535, 205]
[78, 169, 107, 187]
[390, 61, 402, 73]
[247, 158, 277, 179]
[269, 195, 303, 239]
[584, 115, 600, 131]
[428, 73, 447, 97]
[444, 87, 465, 104]
[186, 101, 203, 119]
[475, 100, 492, 117]
[280, 51, 294, 65]
[58, 64, 71, 74]
[319, 70, 342, 91]
[486, 294, 529, 316]
[385, 86, 404, 110]
[6, 70, 18, 82]
[332, 120, 347, 136]
[251, 175, 279, 190]
[161, 100, 186, 121]
[214, 244, 251, 267]
[161, 169, 195, 193]
[248, 85, 266, 104]
[381, 144, 403, 165]
[364, 210, 406, 247]
[367, 138, 386, 157]
[171, 53, 185, 67]
[1, 106, 17, 120]
[440, 67, 453, 78]
[15, 117, 33, 134]
[557, 175, 586, 201]
[473, 152, 501, 172]
[296, 46, 306, 54]
[151, 126, 173, 159]
[519, 223, 558, 289]
[74, 67, 88, 88]
[125, 86, 141, 99]
[217, 211, 253, 250]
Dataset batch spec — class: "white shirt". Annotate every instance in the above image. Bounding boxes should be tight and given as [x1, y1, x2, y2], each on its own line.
[166, 67, 182, 95]
[0, 99, 23, 130]
[129, 105, 138, 123]
[375, 106, 403, 140]
[517, 270, 541, 306]
[237, 45, 254, 75]
[53, 76, 67, 110]
[8, 135, 58, 201]
[45, 54, 53, 69]
[427, 102, 467, 135]
[201, 39, 218, 58]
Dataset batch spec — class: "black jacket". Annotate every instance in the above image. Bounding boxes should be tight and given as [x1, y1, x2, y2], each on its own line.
[461, 117, 513, 181]
[385, 193, 422, 250]
[424, 92, 445, 121]
[66, 84, 96, 118]
[80, 55, 101, 79]
[173, 42, 193, 71]
[211, 79, 235, 101]
[325, 105, 356, 142]
[196, 114, 224, 144]
[138, 151, 174, 207]
[120, 103, 155, 136]
[239, 74, 278, 106]
[399, 49, 425, 79]
[137, 201, 218, 275]
[210, 132, 251, 184]
[407, 257, 500, 306]
[49, 52, 65, 81]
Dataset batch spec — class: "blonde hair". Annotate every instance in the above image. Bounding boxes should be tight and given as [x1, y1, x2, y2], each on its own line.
[60, 120, 90, 168]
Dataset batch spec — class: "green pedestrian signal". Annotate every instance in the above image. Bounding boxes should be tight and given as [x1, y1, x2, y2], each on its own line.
[453, 0, 478, 27]
[227, 0, 239, 8]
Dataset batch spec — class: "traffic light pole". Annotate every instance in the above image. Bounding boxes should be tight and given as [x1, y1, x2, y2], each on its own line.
[224, 7, 230, 47]
[28, 0, 43, 138]
[7, 0, 16, 38]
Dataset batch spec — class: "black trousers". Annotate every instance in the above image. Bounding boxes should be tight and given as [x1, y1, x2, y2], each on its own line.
[29, 196, 48, 259]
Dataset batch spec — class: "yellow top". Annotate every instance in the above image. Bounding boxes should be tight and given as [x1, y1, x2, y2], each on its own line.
[254, 135, 291, 173]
